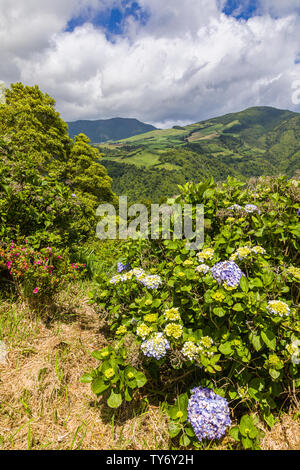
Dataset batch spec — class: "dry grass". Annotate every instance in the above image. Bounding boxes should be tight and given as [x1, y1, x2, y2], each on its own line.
[0, 283, 169, 450]
[0, 282, 298, 450]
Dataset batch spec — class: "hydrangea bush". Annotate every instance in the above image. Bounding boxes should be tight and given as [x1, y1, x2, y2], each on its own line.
[86, 176, 300, 449]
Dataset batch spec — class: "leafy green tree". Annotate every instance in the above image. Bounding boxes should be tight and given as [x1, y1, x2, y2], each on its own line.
[64, 133, 117, 213]
[0, 82, 71, 172]
[0, 83, 117, 248]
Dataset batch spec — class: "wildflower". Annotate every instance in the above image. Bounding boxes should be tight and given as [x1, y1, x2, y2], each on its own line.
[211, 292, 225, 302]
[109, 274, 123, 285]
[211, 261, 243, 288]
[187, 387, 231, 441]
[117, 262, 131, 273]
[231, 246, 252, 261]
[164, 307, 181, 322]
[141, 333, 170, 360]
[164, 323, 183, 340]
[195, 264, 210, 275]
[267, 300, 290, 317]
[244, 204, 261, 214]
[140, 274, 162, 289]
[251, 246, 266, 255]
[144, 313, 158, 323]
[116, 325, 127, 336]
[104, 368, 115, 379]
[228, 204, 242, 211]
[287, 266, 300, 282]
[286, 339, 300, 364]
[181, 341, 200, 361]
[183, 259, 194, 266]
[176, 271, 185, 278]
[136, 323, 152, 339]
[34, 287, 39, 294]
[197, 248, 214, 263]
[200, 336, 214, 349]
[265, 354, 283, 368]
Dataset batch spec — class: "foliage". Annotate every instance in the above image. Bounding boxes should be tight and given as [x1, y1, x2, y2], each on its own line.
[88, 175, 300, 448]
[0, 83, 117, 249]
[0, 241, 86, 303]
[81, 346, 147, 409]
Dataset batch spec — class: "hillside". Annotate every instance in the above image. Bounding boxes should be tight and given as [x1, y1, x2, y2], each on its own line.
[96, 106, 300, 201]
[67, 117, 157, 143]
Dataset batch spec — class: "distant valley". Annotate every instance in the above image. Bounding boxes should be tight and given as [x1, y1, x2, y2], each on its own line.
[68, 107, 300, 202]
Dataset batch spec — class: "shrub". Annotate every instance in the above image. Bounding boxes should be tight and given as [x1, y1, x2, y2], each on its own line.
[85, 176, 300, 449]
[0, 241, 86, 305]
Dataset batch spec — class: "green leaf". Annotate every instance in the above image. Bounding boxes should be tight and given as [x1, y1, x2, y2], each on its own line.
[91, 350, 105, 360]
[232, 303, 244, 312]
[241, 436, 253, 449]
[179, 434, 191, 447]
[229, 426, 240, 442]
[107, 390, 122, 408]
[124, 387, 133, 402]
[249, 333, 263, 352]
[168, 420, 182, 438]
[213, 307, 226, 317]
[240, 276, 249, 293]
[135, 371, 147, 388]
[248, 378, 265, 400]
[219, 342, 233, 355]
[261, 330, 276, 351]
[80, 373, 93, 383]
[269, 368, 280, 380]
[240, 415, 255, 437]
[91, 377, 109, 395]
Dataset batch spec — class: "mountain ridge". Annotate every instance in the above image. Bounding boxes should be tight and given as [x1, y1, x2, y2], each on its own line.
[67, 117, 157, 143]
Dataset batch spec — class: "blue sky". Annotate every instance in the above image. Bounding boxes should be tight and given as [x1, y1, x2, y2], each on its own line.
[222, 0, 259, 20]
[66, 1, 149, 38]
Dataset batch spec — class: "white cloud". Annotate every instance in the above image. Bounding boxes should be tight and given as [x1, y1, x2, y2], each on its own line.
[0, 0, 300, 126]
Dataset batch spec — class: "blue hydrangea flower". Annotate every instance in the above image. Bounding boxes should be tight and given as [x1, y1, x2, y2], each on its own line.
[117, 262, 132, 273]
[140, 274, 162, 289]
[141, 333, 170, 360]
[244, 204, 261, 214]
[211, 261, 243, 288]
[228, 204, 242, 211]
[297, 208, 300, 217]
[187, 387, 231, 441]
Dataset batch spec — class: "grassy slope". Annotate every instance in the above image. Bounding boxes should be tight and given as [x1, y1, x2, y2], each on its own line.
[96, 107, 300, 201]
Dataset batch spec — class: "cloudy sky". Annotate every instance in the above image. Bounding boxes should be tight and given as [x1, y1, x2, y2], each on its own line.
[1, 0, 300, 128]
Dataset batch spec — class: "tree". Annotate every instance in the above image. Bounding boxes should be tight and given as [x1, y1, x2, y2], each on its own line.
[0, 82, 72, 172]
[64, 133, 117, 218]
[0, 83, 117, 248]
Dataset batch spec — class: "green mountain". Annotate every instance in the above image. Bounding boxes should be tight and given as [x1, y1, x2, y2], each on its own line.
[96, 106, 300, 201]
[67, 117, 157, 143]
